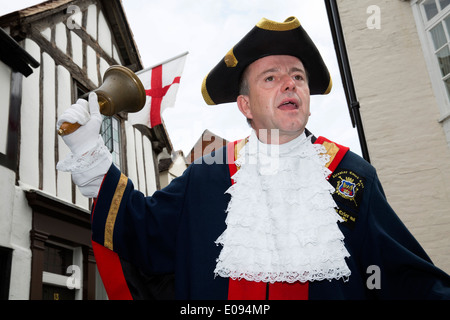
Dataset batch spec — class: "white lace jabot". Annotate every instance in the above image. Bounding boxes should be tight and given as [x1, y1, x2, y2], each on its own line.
[214, 130, 351, 283]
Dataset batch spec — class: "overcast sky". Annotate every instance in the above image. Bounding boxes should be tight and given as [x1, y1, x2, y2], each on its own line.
[1, 0, 362, 156]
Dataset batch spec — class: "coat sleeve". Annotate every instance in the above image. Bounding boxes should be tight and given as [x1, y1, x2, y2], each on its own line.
[91, 164, 190, 299]
[359, 169, 450, 299]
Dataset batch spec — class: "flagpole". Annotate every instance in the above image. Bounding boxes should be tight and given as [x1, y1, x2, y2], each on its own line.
[136, 51, 189, 75]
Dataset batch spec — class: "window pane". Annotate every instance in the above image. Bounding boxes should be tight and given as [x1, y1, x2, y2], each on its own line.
[101, 116, 121, 168]
[424, 0, 439, 20]
[444, 14, 450, 36]
[437, 46, 450, 76]
[440, 0, 450, 10]
[43, 243, 73, 275]
[430, 22, 447, 50]
[101, 117, 113, 152]
[444, 77, 450, 97]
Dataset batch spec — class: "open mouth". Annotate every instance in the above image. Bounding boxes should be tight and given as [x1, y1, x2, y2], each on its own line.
[278, 99, 299, 111]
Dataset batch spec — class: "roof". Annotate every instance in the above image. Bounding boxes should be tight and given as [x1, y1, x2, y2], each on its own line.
[186, 129, 228, 163]
[0, 0, 143, 71]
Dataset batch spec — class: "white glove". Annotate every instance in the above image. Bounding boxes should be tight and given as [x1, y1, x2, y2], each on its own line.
[57, 92, 112, 198]
[57, 92, 102, 156]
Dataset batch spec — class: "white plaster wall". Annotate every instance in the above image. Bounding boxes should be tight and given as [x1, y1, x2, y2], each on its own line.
[125, 122, 138, 190]
[71, 31, 83, 68]
[113, 45, 122, 65]
[75, 186, 89, 209]
[55, 22, 67, 54]
[20, 39, 40, 189]
[42, 53, 56, 196]
[8, 186, 32, 299]
[0, 167, 15, 247]
[56, 65, 73, 202]
[99, 57, 109, 80]
[41, 27, 51, 42]
[97, 11, 112, 57]
[86, 46, 98, 86]
[143, 136, 157, 195]
[134, 129, 146, 193]
[170, 156, 188, 178]
[0, 60, 11, 154]
[86, 4, 97, 40]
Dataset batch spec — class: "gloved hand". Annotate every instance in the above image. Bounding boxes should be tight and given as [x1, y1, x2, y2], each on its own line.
[57, 92, 112, 198]
[57, 92, 103, 156]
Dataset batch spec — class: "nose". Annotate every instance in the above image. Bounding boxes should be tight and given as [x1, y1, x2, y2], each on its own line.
[281, 75, 296, 92]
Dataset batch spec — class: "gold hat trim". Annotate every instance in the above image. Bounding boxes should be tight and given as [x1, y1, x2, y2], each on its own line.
[256, 16, 300, 31]
[201, 74, 215, 105]
[324, 76, 333, 94]
[224, 48, 238, 68]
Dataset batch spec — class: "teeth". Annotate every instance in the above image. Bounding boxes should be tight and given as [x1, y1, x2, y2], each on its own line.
[279, 101, 298, 109]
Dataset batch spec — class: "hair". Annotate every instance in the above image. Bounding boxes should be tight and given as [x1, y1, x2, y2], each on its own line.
[239, 67, 251, 96]
[238, 67, 252, 126]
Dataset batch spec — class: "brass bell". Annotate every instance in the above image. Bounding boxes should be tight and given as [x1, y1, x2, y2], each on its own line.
[58, 65, 146, 136]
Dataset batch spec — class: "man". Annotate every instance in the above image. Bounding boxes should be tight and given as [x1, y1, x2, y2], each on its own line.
[57, 17, 450, 299]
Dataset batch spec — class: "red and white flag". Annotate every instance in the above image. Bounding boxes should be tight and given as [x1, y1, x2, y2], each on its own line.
[128, 52, 188, 128]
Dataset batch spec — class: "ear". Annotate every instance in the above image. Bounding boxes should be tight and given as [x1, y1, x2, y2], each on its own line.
[237, 95, 253, 120]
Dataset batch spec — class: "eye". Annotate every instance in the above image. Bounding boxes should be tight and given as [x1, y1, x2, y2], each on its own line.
[293, 74, 304, 81]
[265, 76, 275, 82]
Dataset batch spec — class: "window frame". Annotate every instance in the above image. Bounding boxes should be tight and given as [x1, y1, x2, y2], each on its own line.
[412, 0, 450, 123]
[42, 241, 83, 300]
[25, 189, 97, 300]
[101, 115, 123, 169]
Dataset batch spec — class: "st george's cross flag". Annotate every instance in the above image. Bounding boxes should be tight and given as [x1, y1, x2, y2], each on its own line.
[128, 52, 188, 128]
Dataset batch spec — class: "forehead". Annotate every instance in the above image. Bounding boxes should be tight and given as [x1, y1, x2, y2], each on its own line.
[247, 55, 305, 76]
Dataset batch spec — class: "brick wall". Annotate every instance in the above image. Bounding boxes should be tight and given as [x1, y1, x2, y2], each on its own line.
[337, 0, 450, 273]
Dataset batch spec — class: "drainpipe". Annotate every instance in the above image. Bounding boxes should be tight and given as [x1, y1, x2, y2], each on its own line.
[325, 0, 371, 163]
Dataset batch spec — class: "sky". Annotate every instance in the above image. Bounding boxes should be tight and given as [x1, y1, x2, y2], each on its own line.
[1, 0, 362, 156]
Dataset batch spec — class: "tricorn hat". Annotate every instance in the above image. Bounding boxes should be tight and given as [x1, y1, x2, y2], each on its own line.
[201, 16, 332, 105]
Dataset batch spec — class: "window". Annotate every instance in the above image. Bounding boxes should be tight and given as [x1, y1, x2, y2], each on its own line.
[43, 243, 73, 275]
[101, 116, 122, 168]
[424, 1, 450, 98]
[412, 0, 450, 143]
[42, 242, 82, 300]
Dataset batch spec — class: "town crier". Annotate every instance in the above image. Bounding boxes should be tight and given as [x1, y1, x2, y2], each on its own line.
[57, 16, 450, 300]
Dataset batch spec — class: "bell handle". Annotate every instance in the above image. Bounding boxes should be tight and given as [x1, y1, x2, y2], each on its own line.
[57, 122, 82, 136]
[57, 97, 106, 136]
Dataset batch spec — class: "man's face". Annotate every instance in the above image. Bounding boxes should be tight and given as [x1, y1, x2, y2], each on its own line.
[237, 55, 311, 144]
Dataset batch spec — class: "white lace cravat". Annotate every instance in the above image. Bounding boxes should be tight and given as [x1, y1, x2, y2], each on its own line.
[57, 136, 112, 198]
[214, 130, 351, 283]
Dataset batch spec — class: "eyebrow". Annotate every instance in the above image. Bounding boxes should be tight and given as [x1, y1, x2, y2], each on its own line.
[258, 67, 307, 78]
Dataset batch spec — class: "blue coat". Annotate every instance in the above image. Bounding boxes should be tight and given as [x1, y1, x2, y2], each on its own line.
[91, 136, 450, 300]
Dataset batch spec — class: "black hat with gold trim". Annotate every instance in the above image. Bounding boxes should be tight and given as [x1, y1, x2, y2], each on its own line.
[201, 16, 332, 105]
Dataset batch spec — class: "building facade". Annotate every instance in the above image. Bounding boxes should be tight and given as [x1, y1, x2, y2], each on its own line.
[0, 0, 175, 299]
[336, 0, 450, 273]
